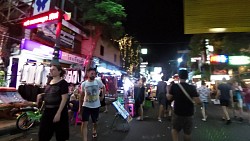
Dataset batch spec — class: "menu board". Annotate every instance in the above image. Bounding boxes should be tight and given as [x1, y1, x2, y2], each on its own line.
[112, 101, 132, 122]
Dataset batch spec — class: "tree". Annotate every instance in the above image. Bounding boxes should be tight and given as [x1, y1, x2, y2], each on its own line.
[75, 0, 127, 40]
[116, 35, 140, 74]
[189, 33, 250, 59]
[188, 33, 250, 80]
[74, 0, 127, 68]
[222, 33, 250, 56]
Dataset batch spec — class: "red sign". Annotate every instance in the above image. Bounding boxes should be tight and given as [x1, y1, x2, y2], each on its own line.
[23, 10, 62, 29]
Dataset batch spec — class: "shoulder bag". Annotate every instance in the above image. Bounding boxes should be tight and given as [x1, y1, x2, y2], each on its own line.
[177, 83, 195, 104]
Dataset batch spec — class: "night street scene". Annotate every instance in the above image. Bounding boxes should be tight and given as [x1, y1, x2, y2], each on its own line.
[1, 0, 250, 141]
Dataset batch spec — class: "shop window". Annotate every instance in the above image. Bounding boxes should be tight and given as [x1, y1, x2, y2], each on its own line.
[114, 54, 117, 62]
[100, 46, 104, 56]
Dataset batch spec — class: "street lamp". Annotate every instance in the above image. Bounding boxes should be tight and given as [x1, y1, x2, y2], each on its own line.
[177, 58, 183, 63]
[141, 48, 148, 55]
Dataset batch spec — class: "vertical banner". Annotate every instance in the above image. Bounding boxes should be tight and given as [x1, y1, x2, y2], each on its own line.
[33, 0, 51, 15]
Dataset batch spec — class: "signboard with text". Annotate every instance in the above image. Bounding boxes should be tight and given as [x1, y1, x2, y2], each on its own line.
[210, 55, 228, 64]
[61, 52, 84, 64]
[33, 0, 51, 16]
[229, 56, 250, 65]
[23, 9, 62, 29]
[37, 24, 75, 48]
[112, 101, 132, 123]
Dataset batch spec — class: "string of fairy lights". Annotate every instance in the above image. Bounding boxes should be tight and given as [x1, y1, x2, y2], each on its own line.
[116, 34, 140, 74]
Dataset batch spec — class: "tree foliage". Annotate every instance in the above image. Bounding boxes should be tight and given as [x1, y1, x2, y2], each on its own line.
[188, 33, 250, 79]
[116, 35, 140, 74]
[222, 33, 250, 55]
[189, 33, 250, 58]
[74, 0, 127, 39]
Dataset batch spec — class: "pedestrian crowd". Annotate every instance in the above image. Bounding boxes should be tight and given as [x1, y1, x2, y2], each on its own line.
[35, 65, 250, 141]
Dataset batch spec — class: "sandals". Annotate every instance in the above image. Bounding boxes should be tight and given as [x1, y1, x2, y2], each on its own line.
[92, 132, 97, 138]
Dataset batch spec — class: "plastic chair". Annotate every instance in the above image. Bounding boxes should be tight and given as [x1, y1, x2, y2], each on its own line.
[74, 111, 82, 126]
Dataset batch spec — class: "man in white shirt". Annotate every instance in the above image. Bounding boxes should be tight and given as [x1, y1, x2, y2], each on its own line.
[197, 80, 210, 121]
[79, 68, 106, 141]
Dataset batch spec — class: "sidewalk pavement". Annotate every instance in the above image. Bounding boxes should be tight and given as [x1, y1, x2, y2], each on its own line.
[1, 101, 250, 141]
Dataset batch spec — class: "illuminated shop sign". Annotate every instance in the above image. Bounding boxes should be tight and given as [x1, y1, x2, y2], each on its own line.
[191, 57, 201, 62]
[210, 55, 228, 63]
[229, 56, 250, 65]
[23, 10, 62, 29]
[61, 52, 84, 64]
[20, 39, 62, 58]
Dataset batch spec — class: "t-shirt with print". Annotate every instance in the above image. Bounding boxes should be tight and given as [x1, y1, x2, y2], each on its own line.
[197, 85, 210, 102]
[81, 79, 104, 108]
[43, 79, 69, 107]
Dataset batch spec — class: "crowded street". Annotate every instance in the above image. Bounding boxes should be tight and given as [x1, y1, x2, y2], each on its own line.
[1, 0, 250, 141]
[1, 100, 250, 141]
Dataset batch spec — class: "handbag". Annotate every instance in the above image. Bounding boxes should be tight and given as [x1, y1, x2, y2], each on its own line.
[177, 83, 195, 104]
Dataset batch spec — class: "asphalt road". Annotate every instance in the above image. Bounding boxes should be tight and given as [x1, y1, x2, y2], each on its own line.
[1, 101, 250, 141]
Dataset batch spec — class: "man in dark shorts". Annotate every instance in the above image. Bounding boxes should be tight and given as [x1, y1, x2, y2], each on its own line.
[167, 69, 201, 141]
[156, 76, 167, 122]
[79, 68, 106, 141]
[216, 78, 233, 124]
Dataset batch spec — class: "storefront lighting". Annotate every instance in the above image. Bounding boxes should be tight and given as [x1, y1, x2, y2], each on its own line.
[210, 75, 230, 81]
[210, 55, 228, 63]
[21, 39, 62, 58]
[229, 56, 250, 65]
[23, 10, 61, 28]
[209, 28, 227, 33]
[140, 65, 147, 68]
[141, 62, 148, 65]
[141, 48, 148, 54]
[191, 57, 201, 62]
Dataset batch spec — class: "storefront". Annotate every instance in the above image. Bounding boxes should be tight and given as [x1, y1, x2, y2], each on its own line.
[6, 39, 85, 102]
[61, 51, 85, 84]
[7, 39, 59, 89]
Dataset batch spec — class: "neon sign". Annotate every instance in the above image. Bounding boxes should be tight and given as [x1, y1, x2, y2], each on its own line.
[210, 55, 228, 63]
[229, 56, 250, 65]
[23, 10, 61, 29]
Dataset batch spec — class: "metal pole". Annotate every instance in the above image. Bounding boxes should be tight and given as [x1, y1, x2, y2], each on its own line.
[51, 13, 62, 65]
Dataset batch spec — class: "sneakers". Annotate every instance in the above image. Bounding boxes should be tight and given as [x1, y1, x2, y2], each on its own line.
[136, 117, 143, 121]
[201, 118, 206, 122]
[202, 115, 207, 122]
[158, 118, 162, 122]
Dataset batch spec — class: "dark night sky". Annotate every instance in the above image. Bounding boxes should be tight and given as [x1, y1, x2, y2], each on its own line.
[123, 0, 192, 66]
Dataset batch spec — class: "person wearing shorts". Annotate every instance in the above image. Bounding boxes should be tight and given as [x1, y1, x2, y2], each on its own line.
[216, 78, 233, 125]
[232, 81, 244, 121]
[156, 76, 167, 122]
[79, 68, 106, 141]
[167, 70, 201, 141]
